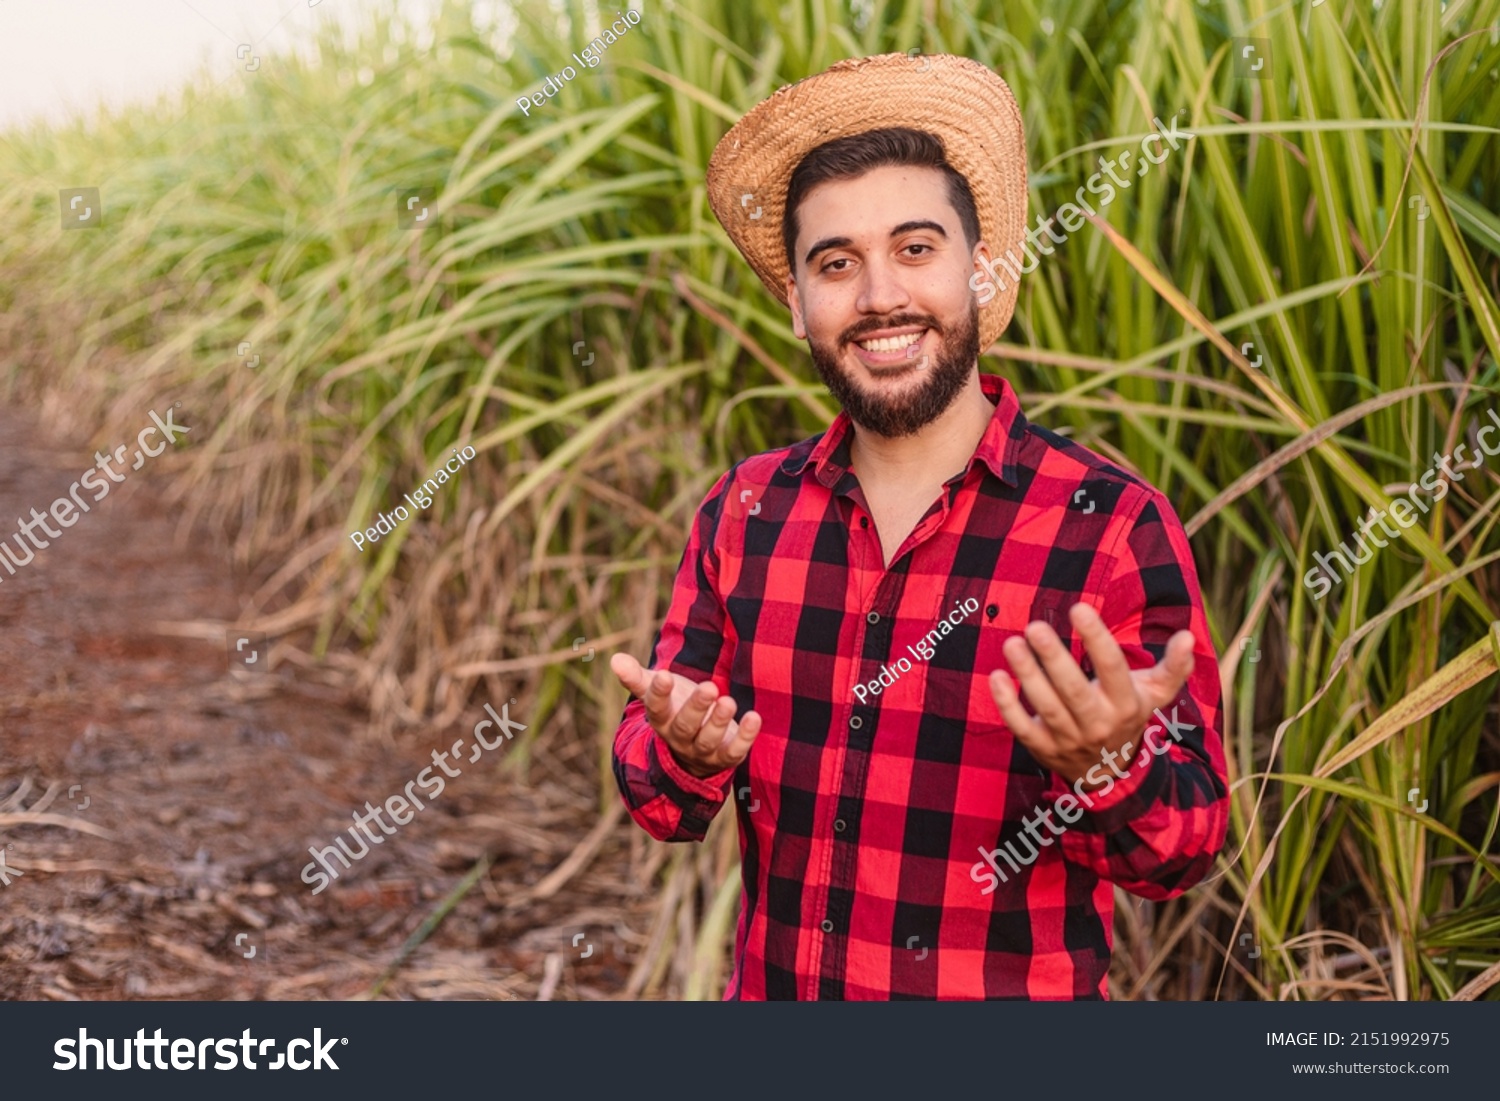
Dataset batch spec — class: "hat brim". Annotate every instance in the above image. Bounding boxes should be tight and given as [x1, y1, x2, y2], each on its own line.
[706, 52, 1028, 353]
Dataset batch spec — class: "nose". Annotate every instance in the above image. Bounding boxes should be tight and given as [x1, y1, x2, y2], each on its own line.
[854, 254, 911, 319]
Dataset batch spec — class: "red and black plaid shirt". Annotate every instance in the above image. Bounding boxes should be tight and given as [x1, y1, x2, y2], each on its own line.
[612, 372, 1228, 999]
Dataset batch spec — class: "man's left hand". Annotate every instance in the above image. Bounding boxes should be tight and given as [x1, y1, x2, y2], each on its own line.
[987, 603, 1195, 789]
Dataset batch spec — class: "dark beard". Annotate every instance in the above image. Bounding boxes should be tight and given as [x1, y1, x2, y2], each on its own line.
[807, 303, 980, 439]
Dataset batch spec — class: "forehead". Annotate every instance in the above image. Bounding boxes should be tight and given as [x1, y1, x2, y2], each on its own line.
[793, 164, 959, 243]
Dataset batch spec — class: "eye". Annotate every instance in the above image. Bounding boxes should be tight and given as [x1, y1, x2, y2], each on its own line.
[903, 243, 933, 257]
[819, 257, 851, 273]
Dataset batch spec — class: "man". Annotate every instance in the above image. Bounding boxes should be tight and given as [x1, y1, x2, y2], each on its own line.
[610, 53, 1228, 999]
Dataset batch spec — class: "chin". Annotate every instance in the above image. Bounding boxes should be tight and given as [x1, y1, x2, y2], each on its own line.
[808, 307, 981, 437]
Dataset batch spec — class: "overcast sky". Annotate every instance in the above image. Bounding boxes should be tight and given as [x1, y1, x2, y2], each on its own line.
[0, 0, 467, 130]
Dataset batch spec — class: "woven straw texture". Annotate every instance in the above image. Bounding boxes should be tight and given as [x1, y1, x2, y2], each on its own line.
[706, 52, 1029, 351]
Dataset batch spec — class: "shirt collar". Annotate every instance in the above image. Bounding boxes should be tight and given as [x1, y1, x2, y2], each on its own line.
[782, 372, 1027, 489]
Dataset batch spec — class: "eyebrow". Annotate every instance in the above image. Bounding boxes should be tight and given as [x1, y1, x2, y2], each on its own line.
[891, 219, 949, 238]
[803, 220, 950, 267]
[804, 236, 852, 267]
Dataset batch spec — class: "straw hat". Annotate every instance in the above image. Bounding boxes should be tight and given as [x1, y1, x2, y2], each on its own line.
[705, 52, 1028, 351]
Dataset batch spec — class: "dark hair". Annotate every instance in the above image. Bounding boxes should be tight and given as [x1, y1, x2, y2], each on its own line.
[782, 127, 982, 274]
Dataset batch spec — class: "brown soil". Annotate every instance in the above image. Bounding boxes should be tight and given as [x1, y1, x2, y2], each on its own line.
[0, 406, 650, 1001]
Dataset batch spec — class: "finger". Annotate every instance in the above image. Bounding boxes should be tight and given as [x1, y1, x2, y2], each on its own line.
[988, 669, 1055, 753]
[715, 709, 762, 770]
[1003, 635, 1082, 742]
[609, 652, 647, 695]
[1023, 619, 1096, 704]
[666, 677, 720, 747]
[690, 693, 739, 756]
[640, 667, 687, 735]
[1069, 603, 1137, 714]
[1135, 630, 1198, 712]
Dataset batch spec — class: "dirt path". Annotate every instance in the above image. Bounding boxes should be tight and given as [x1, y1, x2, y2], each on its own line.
[0, 407, 644, 1000]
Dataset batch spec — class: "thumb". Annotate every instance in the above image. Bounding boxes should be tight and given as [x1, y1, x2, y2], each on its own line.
[609, 652, 648, 695]
[1138, 630, 1196, 712]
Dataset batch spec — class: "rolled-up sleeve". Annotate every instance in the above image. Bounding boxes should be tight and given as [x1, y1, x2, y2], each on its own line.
[611, 468, 740, 843]
[1050, 490, 1230, 899]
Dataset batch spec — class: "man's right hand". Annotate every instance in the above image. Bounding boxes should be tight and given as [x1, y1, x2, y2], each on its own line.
[610, 653, 761, 780]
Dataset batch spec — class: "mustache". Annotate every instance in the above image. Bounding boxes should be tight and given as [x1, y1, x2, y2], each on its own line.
[839, 313, 942, 346]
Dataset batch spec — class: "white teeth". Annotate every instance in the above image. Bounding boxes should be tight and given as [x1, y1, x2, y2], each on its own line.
[858, 331, 923, 352]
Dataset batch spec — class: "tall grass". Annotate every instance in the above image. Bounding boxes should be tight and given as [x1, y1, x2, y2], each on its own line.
[1, 0, 1498, 999]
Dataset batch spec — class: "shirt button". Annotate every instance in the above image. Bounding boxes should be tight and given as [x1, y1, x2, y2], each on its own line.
[850, 715, 862, 729]
[834, 818, 847, 832]
[860, 516, 869, 528]
[866, 611, 879, 624]
[821, 919, 834, 934]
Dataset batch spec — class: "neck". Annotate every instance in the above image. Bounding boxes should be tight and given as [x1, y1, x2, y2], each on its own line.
[848, 369, 995, 487]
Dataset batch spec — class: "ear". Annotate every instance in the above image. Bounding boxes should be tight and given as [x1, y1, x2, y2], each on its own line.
[787, 273, 807, 340]
[971, 238, 993, 278]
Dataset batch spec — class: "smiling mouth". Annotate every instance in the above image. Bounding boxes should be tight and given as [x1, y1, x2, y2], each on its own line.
[853, 329, 926, 353]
